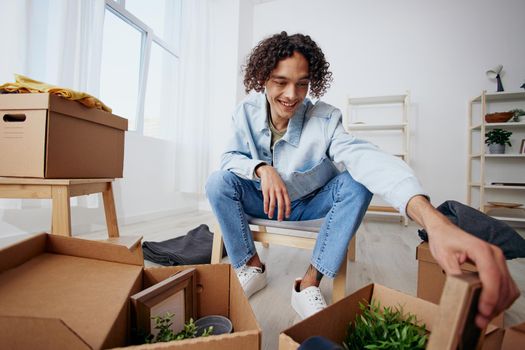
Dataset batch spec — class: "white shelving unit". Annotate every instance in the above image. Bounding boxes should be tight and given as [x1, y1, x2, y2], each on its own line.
[345, 92, 410, 225]
[467, 90, 525, 225]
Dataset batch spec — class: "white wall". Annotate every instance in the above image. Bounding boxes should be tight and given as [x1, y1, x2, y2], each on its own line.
[228, 0, 525, 207]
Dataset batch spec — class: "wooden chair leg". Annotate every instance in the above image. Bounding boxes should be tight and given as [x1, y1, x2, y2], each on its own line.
[348, 233, 356, 262]
[333, 252, 348, 302]
[258, 225, 269, 248]
[51, 185, 72, 236]
[211, 223, 224, 264]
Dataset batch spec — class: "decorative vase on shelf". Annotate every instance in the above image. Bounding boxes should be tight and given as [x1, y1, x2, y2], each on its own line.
[488, 144, 505, 154]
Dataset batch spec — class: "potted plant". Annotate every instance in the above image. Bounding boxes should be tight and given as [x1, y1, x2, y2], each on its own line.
[509, 108, 525, 122]
[485, 128, 512, 154]
[343, 300, 428, 350]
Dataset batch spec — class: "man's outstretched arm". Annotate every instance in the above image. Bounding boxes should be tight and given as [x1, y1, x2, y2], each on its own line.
[406, 195, 520, 328]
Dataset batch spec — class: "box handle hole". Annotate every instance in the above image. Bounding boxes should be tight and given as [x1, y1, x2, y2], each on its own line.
[3, 114, 27, 122]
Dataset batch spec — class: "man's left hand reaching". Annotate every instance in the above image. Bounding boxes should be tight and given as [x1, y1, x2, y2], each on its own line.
[407, 195, 520, 329]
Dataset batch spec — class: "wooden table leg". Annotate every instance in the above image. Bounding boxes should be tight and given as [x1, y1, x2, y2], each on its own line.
[51, 185, 72, 236]
[102, 182, 120, 238]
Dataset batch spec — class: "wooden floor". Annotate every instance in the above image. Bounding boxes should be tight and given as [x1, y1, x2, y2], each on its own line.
[3, 211, 525, 350]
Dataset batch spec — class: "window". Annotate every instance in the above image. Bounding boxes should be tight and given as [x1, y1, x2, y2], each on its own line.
[100, 0, 182, 139]
[99, 10, 142, 130]
[144, 41, 178, 139]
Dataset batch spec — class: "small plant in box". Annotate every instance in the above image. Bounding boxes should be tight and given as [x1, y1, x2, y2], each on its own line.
[343, 299, 428, 350]
[145, 312, 213, 344]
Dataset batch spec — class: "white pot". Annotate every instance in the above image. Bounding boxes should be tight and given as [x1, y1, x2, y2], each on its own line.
[488, 144, 505, 154]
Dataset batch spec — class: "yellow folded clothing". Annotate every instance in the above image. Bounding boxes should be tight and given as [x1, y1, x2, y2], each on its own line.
[0, 74, 112, 112]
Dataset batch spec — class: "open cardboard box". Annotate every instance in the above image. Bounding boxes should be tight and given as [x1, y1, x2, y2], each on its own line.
[0, 93, 127, 178]
[0, 233, 261, 349]
[279, 273, 524, 350]
[416, 241, 504, 327]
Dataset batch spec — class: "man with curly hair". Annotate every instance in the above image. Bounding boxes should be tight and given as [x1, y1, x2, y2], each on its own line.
[206, 32, 518, 323]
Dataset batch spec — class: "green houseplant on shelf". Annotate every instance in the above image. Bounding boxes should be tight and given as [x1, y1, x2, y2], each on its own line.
[485, 128, 512, 154]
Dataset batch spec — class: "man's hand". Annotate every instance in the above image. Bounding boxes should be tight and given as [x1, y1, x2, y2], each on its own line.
[256, 164, 291, 221]
[407, 195, 520, 329]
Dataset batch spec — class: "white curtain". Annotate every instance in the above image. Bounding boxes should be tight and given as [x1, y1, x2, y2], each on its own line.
[174, 0, 212, 194]
[0, 0, 105, 215]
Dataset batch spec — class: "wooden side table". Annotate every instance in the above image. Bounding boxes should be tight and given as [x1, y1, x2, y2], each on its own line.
[0, 178, 119, 237]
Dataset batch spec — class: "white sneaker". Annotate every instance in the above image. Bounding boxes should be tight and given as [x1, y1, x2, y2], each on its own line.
[236, 264, 267, 298]
[291, 278, 327, 319]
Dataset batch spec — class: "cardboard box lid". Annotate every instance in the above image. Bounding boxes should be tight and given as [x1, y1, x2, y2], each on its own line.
[0, 93, 128, 131]
[416, 242, 477, 272]
[0, 233, 144, 350]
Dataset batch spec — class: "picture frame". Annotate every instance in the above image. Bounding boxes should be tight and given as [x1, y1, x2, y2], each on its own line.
[521, 139, 525, 154]
[130, 268, 197, 339]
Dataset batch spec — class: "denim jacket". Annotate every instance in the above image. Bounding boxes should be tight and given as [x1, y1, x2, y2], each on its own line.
[220, 93, 426, 216]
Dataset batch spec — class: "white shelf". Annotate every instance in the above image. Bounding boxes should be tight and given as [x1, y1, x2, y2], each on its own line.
[471, 122, 525, 130]
[347, 95, 407, 105]
[467, 90, 525, 225]
[484, 185, 525, 190]
[346, 123, 407, 131]
[471, 154, 525, 158]
[471, 91, 525, 103]
[484, 154, 525, 158]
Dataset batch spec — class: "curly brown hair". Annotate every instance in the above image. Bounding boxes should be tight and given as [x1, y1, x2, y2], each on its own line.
[243, 32, 333, 99]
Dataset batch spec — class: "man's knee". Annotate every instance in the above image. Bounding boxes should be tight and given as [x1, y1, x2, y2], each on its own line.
[338, 172, 372, 202]
[205, 170, 238, 200]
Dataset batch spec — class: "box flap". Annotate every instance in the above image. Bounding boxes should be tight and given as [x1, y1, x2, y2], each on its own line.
[0, 316, 91, 350]
[46, 234, 144, 266]
[0, 233, 46, 273]
[427, 273, 484, 350]
[229, 265, 261, 333]
[501, 322, 525, 350]
[416, 242, 476, 271]
[371, 284, 438, 331]
[0, 253, 143, 350]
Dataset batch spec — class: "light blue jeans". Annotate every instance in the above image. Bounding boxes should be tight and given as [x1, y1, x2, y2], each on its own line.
[205, 170, 372, 278]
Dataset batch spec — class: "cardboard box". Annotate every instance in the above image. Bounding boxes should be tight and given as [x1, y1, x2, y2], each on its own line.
[279, 282, 438, 350]
[416, 241, 504, 327]
[0, 93, 127, 178]
[0, 234, 261, 350]
[279, 273, 523, 350]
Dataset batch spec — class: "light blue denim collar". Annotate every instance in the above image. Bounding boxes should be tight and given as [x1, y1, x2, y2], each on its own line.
[255, 93, 307, 147]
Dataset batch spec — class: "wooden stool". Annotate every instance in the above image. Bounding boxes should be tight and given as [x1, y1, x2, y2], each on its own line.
[211, 217, 357, 303]
[0, 178, 119, 237]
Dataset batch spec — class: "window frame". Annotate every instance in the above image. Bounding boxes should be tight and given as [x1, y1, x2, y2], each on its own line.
[104, 0, 180, 135]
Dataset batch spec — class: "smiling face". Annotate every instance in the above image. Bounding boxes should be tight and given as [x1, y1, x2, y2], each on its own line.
[265, 51, 310, 130]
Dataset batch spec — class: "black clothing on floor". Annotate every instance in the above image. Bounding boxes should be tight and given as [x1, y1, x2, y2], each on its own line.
[418, 200, 525, 259]
[142, 224, 226, 266]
